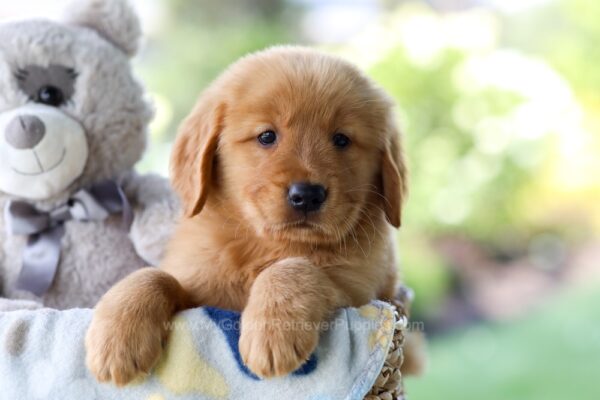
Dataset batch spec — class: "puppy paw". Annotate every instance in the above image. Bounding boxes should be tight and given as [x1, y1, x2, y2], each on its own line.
[239, 314, 318, 378]
[85, 304, 166, 386]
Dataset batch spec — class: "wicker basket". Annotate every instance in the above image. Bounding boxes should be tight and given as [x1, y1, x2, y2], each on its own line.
[363, 286, 413, 400]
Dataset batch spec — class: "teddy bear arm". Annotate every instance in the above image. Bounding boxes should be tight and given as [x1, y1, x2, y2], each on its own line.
[0, 298, 44, 312]
[0, 215, 44, 311]
[121, 172, 180, 266]
[0, 214, 7, 295]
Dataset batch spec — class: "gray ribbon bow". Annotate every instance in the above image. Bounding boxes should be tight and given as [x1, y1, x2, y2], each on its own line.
[4, 180, 132, 296]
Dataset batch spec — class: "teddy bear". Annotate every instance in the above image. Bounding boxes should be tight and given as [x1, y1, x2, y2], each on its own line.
[0, 0, 179, 311]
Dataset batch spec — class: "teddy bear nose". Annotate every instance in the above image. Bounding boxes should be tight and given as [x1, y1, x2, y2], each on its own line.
[288, 182, 328, 213]
[4, 115, 46, 149]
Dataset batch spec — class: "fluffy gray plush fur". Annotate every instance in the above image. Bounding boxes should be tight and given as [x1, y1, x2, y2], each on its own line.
[0, 0, 179, 311]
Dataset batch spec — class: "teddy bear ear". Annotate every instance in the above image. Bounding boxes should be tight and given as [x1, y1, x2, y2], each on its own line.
[63, 0, 142, 57]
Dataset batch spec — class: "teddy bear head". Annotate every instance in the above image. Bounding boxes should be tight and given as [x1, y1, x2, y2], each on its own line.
[0, 0, 152, 205]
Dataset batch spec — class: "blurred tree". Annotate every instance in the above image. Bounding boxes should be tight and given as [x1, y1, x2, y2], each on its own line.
[358, 3, 599, 316]
[136, 0, 304, 144]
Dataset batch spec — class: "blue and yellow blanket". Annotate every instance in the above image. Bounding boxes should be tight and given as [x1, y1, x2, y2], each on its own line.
[0, 301, 396, 400]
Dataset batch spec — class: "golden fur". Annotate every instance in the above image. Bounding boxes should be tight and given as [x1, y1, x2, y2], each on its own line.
[85, 46, 411, 385]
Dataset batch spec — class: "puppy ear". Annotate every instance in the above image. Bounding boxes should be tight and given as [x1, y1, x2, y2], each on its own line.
[64, 0, 142, 57]
[381, 121, 408, 228]
[170, 97, 225, 218]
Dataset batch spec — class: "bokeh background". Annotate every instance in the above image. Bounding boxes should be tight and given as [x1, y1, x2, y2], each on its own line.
[3, 0, 599, 398]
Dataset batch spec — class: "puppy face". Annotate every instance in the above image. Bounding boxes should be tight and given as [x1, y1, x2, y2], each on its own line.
[172, 47, 407, 244]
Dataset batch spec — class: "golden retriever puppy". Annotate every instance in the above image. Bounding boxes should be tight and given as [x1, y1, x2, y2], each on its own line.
[85, 46, 409, 385]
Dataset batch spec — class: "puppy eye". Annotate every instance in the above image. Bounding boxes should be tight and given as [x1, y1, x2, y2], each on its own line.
[332, 133, 351, 149]
[36, 85, 64, 107]
[257, 130, 277, 146]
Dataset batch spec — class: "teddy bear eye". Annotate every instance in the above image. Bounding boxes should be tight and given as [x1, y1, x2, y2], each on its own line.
[332, 133, 351, 149]
[36, 85, 64, 107]
[257, 130, 277, 146]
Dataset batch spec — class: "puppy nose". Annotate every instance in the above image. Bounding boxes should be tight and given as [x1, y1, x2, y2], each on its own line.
[4, 115, 46, 149]
[288, 182, 327, 213]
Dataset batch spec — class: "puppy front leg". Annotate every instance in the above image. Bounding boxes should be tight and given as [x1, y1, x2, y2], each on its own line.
[239, 257, 348, 378]
[85, 268, 188, 386]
